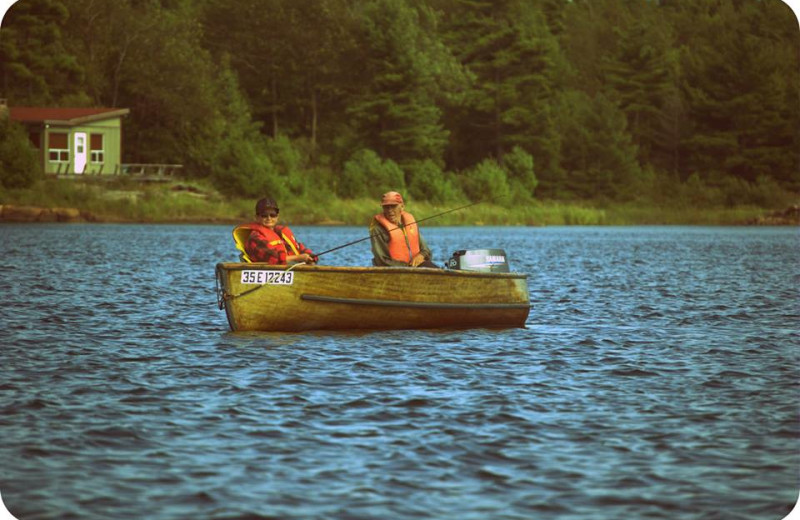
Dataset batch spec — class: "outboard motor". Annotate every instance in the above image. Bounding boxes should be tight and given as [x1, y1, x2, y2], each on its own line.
[445, 249, 510, 273]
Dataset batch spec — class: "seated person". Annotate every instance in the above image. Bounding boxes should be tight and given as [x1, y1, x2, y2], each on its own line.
[234, 197, 317, 265]
[370, 191, 437, 268]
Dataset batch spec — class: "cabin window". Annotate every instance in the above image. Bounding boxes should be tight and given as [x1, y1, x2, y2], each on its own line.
[90, 134, 104, 163]
[48, 132, 69, 162]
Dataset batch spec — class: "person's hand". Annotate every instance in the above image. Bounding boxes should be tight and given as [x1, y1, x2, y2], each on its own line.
[410, 253, 425, 267]
[299, 253, 315, 264]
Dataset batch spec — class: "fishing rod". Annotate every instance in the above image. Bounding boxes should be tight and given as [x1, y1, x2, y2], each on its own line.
[315, 195, 506, 258]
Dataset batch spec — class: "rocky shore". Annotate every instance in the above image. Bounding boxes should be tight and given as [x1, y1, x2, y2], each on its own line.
[0, 204, 96, 223]
[0, 204, 243, 224]
[748, 205, 800, 226]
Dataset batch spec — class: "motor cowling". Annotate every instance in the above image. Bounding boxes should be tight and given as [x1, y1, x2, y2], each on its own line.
[445, 249, 510, 273]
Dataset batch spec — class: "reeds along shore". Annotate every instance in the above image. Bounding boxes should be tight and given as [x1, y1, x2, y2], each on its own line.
[0, 180, 797, 226]
[1, 201, 797, 227]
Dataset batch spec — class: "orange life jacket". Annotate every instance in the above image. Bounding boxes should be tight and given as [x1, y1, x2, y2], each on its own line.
[233, 223, 286, 263]
[274, 225, 303, 255]
[374, 211, 420, 263]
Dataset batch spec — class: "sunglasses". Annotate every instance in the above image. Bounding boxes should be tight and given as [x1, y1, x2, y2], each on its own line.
[260, 211, 279, 218]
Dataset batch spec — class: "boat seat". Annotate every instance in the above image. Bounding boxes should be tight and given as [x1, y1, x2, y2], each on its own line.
[232, 225, 254, 263]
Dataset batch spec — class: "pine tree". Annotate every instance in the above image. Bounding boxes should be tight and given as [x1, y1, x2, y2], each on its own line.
[0, 0, 86, 105]
[346, 0, 460, 170]
[441, 0, 562, 186]
[603, 20, 675, 169]
[555, 90, 643, 200]
[674, 0, 799, 188]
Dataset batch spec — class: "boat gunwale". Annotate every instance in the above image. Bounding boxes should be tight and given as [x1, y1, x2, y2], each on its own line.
[300, 293, 530, 310]
[215, 262, 528, 280]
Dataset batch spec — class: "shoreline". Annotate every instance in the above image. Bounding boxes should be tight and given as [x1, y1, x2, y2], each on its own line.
[1, 203, 797, 226]
[0, 204, 350, 225]
[2, 178, 798, 226]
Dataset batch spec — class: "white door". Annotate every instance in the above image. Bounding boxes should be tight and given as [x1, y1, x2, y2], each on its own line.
[74, 132, 87, 174]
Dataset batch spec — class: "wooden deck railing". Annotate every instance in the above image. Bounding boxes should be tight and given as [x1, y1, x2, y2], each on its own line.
[116, 163, 184, 177]
[51, 163, 183, 180]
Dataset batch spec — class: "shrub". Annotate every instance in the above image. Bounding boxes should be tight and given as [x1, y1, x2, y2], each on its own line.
[459, 158, 511, 205]
[210, 138, 286, 199]
[720, 175, 793, 208]
[265, 134, 307, 195]
[0, 119, 42, 189]
[672, 173, 789, 209]
[406, 159, 463, 204]
[504, 146, 538, 194]
[502, 147, 538, 205]
[340, 149, 405, 198]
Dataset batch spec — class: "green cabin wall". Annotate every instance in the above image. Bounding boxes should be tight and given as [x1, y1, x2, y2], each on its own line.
[42, 118, 123, 175]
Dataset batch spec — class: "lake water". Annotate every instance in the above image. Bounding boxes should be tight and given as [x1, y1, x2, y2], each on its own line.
[0, 224, 797, 520]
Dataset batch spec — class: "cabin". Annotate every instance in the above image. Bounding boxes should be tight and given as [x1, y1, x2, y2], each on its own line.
[4, 99, 129, 176]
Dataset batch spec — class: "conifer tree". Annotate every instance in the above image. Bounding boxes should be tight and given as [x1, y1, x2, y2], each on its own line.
[0, 0, 86, 105]
[555, 90, 643, 200]
[603, 21, 675, 169]
[441, 0, 561, 186]
[677, 0, 799, 188]
[346, 0, 459, 170]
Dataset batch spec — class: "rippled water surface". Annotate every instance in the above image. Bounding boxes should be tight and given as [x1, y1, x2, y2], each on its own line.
[1, 224, 797, 520]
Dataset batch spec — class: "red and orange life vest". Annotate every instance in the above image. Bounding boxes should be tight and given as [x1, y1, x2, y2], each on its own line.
[274, 225, 308, 256]
[374, 211, 420, 263]
[233, 223, 314, 264]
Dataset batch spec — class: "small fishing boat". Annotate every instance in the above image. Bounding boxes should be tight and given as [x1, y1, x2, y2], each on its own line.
[215, 252, 530, 332]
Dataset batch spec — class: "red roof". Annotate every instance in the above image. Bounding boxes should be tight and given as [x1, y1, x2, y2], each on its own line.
[9, 107, 129, 124]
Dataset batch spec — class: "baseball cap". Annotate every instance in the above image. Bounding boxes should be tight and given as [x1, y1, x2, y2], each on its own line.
[381, 191, 404, 206]
[255, 197, 279, 215]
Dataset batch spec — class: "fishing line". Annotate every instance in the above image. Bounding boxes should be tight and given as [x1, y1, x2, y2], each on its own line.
[316, 194, 507, 258]
[216, 195, 507, 305]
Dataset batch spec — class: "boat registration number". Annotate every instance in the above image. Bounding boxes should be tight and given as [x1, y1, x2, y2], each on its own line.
[240, 270, 294, 285]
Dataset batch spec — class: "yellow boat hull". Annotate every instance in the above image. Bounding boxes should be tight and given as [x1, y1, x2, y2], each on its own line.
[215, 263, 531, 332]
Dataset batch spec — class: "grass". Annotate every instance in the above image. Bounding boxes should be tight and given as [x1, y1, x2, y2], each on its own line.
[0, 177, 792, 226]
[603, 204, 769, 226]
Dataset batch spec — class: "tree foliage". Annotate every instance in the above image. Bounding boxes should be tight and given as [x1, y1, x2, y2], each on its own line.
[0, 0, 86, 104]
[461, 157, 512, 204]
[441, 0, 562, 180]
[406, 158, 462, 204]
[339, 149, 405, 198]
[1, 0, 797, 204]
[0, 118, 42, 188]
[556, 90, 643, 200]
[346, 0, 459, 169]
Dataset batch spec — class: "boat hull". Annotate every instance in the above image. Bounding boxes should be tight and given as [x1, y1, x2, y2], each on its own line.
[215, 263, 530, 332]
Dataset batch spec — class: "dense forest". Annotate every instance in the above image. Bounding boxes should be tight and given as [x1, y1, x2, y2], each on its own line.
[1, 0, 798, 208]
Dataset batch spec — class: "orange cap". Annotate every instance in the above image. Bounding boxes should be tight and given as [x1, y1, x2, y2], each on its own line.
[381, 191, 404, 206]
